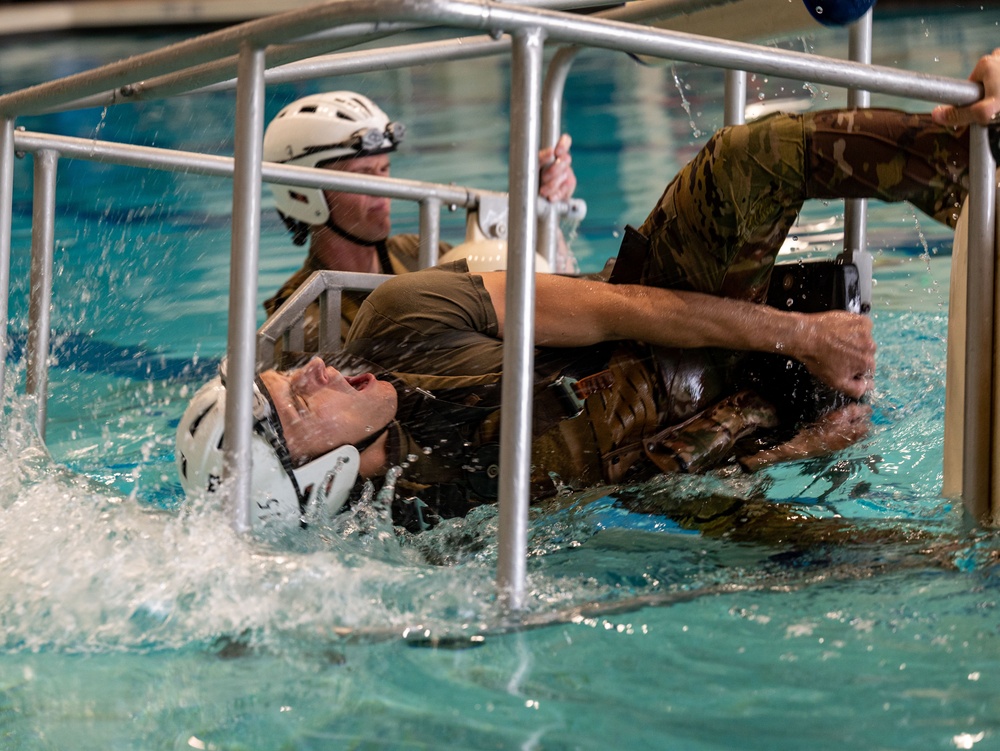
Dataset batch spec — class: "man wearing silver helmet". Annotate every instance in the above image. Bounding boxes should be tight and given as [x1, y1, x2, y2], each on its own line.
[261, 91, 577, 348]
[179, 52, 1000, 536]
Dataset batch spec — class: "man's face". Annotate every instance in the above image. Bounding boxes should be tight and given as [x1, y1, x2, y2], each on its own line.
[322, 153, 392, 242]
[260, 357, 397, 464]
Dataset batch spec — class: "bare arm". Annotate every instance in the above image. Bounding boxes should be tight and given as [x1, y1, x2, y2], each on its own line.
[479, 272, 875, 400]
[932, 48, 1000, 126]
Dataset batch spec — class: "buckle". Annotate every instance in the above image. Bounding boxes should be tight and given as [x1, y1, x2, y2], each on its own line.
[550, 376, 585, 418]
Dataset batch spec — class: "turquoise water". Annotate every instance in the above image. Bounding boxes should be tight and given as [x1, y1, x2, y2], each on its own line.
[1, 9, 999, 750]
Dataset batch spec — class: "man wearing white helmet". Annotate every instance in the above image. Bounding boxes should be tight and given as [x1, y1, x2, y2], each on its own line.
[261, 91, 577, 347]
[180, 53, 1000, 536]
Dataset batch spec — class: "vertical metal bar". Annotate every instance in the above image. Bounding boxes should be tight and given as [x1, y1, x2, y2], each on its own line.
[962, 125, 996, 523]
[318, 287, 341, 351]
[842, 10, 874, 313]
[223, 43, 266, 535]
[0, 119, 15, 399]
[539, 45, 580, 270]
[497, 27, 545, 612]
[418, 197, 442, 268]
[723, 69, 745, 125]
[26, 150, 58, 439]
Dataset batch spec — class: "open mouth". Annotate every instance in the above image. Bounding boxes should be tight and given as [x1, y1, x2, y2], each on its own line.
[345, 373, 374, 391]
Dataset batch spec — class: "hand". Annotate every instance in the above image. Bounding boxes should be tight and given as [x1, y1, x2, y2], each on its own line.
[739, 402, 872, 472]
[795, 310, 876, 400]
[538, 133, 577, 204]
[932, 48, 1000, 127]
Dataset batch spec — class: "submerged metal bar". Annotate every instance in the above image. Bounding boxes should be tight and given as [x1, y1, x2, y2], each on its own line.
[26, 150, 58, 439]
[962, 126, 996, 524]
[497, 27, 546, 611]
[0, 119, 13, 400]
[224, 43, 267, 535]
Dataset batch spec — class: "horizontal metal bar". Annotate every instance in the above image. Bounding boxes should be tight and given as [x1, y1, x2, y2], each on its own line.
[58, 1, 733, 107]
[0, 0, 981, 118]
[256, 270, 391, 368]
[12, 129, 497, 207]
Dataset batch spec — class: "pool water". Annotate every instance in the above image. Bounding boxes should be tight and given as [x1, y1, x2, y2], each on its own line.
[1, 8, 999, 750]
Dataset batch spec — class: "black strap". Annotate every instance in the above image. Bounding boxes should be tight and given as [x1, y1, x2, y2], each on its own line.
[989, 124, 1000, 164]
[607, 225, 649, 286]
[376, 240, 393, 274]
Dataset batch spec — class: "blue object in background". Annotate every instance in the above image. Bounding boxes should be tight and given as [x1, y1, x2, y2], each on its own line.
[803, 0, 876, 26]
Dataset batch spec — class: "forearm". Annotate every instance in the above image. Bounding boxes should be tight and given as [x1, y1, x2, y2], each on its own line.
[529, 276, 801, 354]
[602, 283, 874, 399]
[482, 273, 874, 399]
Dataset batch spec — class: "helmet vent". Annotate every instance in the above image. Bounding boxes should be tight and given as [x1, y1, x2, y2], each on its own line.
[188, 405, 213, 436]
[299, 105, 318, 114]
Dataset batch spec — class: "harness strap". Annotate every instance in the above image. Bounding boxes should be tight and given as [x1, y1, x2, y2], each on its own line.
[532, 369, 615, 434]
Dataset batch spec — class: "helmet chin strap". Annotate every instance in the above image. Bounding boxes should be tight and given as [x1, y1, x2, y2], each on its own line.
[353, 419, 394, 454]
[322, 218, 393, 274]
[324, 217, 386, 248]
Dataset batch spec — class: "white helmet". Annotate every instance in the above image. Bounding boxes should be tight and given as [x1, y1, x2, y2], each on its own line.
[262, 91, 404, 225]
[175, 372, 361, 534]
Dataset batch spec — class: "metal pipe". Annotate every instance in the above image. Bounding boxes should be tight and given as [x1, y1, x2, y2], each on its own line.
[962, 125, 996, 524]
[539, 45, 582, 270]
[120, 32, 508, 106]
[26, 150, 58, 439]
[0, 0, 982, 118]
[34, 0, 629, 112]
[53, 1, 784, 112]
[842, 9, 873, 312]
[723, 68, 745, 125]
[13, 129, 491, 210]
[0, 119, 13, 400]
[497, 26, 546, 612]
[418, 198, 442, 268]
[224, 43, 267, 536]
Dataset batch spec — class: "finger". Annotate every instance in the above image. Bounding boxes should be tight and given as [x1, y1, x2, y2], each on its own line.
[932, 100, 1000, 127]
[554, 133, 572, 158]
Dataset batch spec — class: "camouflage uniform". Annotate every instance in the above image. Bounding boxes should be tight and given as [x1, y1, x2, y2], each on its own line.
[630, 109, 970, 471]
[346, 110, 972, 527]
[639, 109, 969, 299]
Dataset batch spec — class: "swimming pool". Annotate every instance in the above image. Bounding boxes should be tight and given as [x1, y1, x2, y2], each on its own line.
[1, 8, 998, 749]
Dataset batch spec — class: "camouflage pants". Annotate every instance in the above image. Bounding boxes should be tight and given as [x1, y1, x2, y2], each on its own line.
[638, 108, 971, 302]
[634, 109, 970, 472]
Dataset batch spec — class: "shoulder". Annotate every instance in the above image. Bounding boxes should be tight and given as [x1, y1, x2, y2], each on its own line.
[263, 254, 323, 314]
[349, 261, 498, 341]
